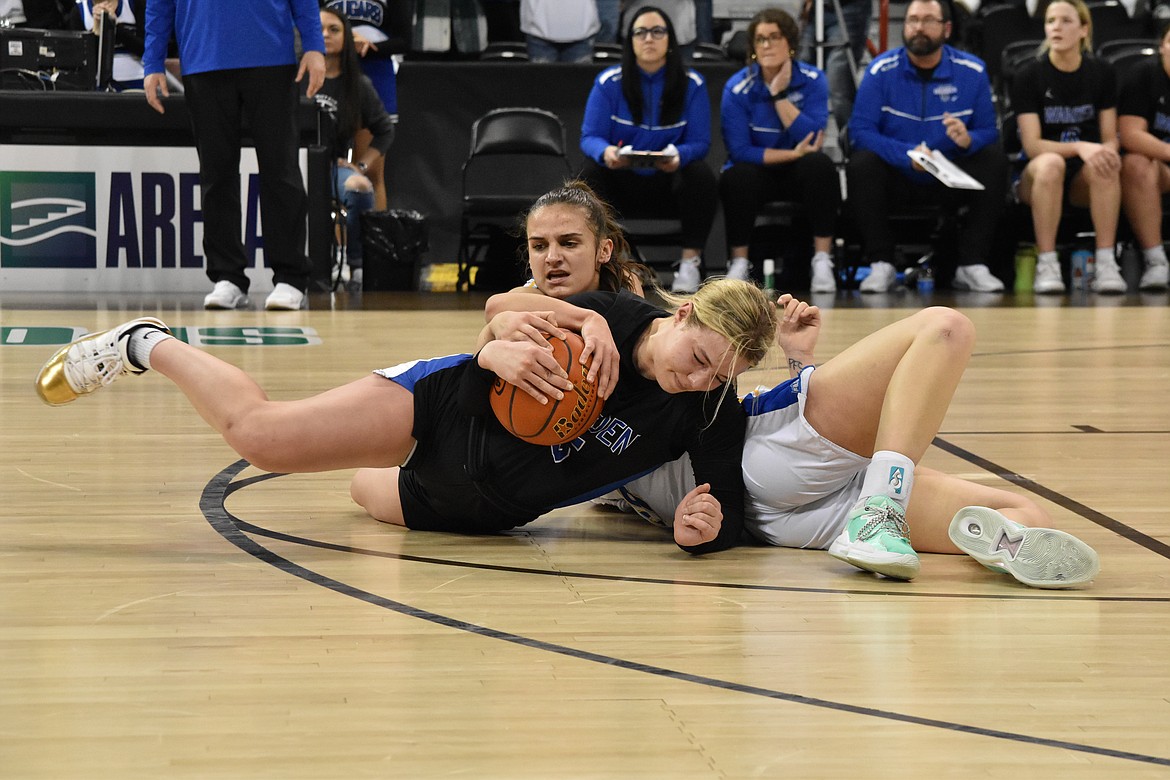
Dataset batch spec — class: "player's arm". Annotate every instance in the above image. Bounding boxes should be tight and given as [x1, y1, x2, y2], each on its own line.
[485, 292, 619, 398]
[774, 293, 820, 377]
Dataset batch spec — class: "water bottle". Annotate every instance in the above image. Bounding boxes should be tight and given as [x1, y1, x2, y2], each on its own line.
[916, 259, 934, 294]
[762, 258, 775, 296]
[1071, 249, 1090, 291]
[1071, 233, 1095, 291]
[1014, 244, 1037, 293]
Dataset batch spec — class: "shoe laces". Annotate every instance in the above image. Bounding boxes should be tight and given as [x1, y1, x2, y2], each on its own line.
[64, 337, 123, 393]
[856, 502, 910, 542]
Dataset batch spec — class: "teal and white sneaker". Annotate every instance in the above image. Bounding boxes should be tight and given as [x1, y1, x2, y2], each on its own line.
[828, 495, 920, 580]
[948, 506, 1100, 589]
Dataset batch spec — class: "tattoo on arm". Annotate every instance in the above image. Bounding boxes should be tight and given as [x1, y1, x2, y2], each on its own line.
[788, 357, 804, 376]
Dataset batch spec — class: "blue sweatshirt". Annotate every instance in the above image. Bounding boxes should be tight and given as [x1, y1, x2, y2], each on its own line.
[848, 44, 998, 182]
[720, 61, 829, 168]
[143, 0, 324, 77]
[580, 64, 712, 174]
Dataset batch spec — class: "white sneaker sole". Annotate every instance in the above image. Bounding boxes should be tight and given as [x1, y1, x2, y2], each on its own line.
[948, 506, 1100, 589]
[204, 296, 248, 310]
[953, 280, 1005, 293]
[828, 531, 921, 580]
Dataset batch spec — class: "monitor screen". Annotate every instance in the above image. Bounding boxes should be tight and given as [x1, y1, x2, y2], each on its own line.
[0, 27, 96, 91]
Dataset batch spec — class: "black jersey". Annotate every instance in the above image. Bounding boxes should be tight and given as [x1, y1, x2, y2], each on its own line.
[1118, 57, 1170, 143]
[393, 290, 748, 554]
[1011, 55, 1116, 144]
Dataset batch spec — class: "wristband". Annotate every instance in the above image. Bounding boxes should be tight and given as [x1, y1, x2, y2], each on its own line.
[772, 88, 789, 102]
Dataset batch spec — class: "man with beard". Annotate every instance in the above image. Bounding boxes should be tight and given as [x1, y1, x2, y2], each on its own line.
[845, 0, 1007, 294]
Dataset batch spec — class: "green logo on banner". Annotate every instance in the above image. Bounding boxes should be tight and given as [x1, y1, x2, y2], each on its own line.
[2, 326, 321, 347]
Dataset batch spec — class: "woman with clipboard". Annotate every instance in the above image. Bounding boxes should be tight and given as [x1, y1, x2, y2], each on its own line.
[579, 5, 721, 295]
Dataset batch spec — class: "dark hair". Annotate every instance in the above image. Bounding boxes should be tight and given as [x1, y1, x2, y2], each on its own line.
[321, 7, 364, 141]
[621, 6, 687, 126]
[522, 180, 654, 294]
[909, 0, 953, 23]
[746, 8, 801, 65]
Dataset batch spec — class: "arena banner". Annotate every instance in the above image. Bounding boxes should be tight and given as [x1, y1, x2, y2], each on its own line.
[0, 145, 307, 293]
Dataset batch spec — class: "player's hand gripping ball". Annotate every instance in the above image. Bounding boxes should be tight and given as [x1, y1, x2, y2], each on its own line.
[490, 331, 604, 446]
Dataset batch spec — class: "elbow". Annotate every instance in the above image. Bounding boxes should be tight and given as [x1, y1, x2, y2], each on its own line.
[484, 293, 508, 321]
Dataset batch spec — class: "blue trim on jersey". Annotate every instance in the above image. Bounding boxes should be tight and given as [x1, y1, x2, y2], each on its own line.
[378, 353, 472, 392]
[547, 465, 661, 509]
[741, 375, 801, 417]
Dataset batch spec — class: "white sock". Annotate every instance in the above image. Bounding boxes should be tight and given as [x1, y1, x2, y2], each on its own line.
[729, 255, 748, 265]
[1095, 247, 1116, 267]
[127, 326, 174, 371]
[1037, 250, 1058, 266]
[1143, 245, 1168, 266]
[861, 450, 915, 510]
[812, 251, 832, 264]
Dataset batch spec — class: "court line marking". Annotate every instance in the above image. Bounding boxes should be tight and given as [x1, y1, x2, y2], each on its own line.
[201, 459, 1170, 768]
[933, 436, 1170, 559]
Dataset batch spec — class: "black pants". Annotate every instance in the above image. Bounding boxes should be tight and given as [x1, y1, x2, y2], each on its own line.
[845, 144, 1007, 267]
[719, 152, 840, 247]
[579, 158, 718, 253]
[183, 65, 310, 293]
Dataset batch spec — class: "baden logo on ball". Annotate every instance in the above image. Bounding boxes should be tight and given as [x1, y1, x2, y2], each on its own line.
[489, 331, 605, 446]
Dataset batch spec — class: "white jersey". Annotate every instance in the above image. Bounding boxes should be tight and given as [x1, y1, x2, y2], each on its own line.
[616, 365, 871, 549]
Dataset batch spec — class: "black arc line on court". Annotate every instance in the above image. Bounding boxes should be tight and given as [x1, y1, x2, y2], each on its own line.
[201, 459, 1170, 768]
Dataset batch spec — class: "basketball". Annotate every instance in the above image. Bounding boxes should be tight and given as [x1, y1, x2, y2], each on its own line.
[490, 331, 604, 446]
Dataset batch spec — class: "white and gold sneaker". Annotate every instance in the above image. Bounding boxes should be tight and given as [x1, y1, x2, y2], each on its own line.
[35, 317, 169, 406]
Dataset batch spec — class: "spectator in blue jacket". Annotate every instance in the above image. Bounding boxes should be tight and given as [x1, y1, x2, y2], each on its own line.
[720, 8, 841, 293]
[846, 0, 1007, 293]
[579, 5, 720, 294]
[143, 0, 325, 311]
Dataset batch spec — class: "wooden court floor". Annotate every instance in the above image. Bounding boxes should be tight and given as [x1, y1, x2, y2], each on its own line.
[1, 291, 1168, 778]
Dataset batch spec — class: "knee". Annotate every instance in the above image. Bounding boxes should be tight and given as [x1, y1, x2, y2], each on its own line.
[344, 174, 374, 193]
[1029, 154, 1066, 188]
[1121, 153, 1153, 185]
[220, 415, 289, 474]
[350, 467, 404, 525]
[918, 306, 976, 352]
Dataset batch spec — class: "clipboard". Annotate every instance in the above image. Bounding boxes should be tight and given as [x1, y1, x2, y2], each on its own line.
[619, 143, 678, 169]
[907, 148, 985, 190]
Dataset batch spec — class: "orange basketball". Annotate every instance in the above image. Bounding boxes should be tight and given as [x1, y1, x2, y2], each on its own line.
[489, 331, 604, 446]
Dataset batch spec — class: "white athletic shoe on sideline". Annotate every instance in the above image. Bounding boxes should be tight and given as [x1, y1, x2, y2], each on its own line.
[670, 258, 702, 293]
[1032, 256, 1066, 294]
[952, 263, 1005, 292]
[204, 280, 249, 310]
[948, 506, 1100, 589]
[1090, 257, 1127, 294]
[859, 261, 896, 293]
[726, 256, 751, 281]
[35, 317, 170, 406]
[265, 283, 307, 310]
[1139, 259, 1169, 291]
[810, 254, 836, 293]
